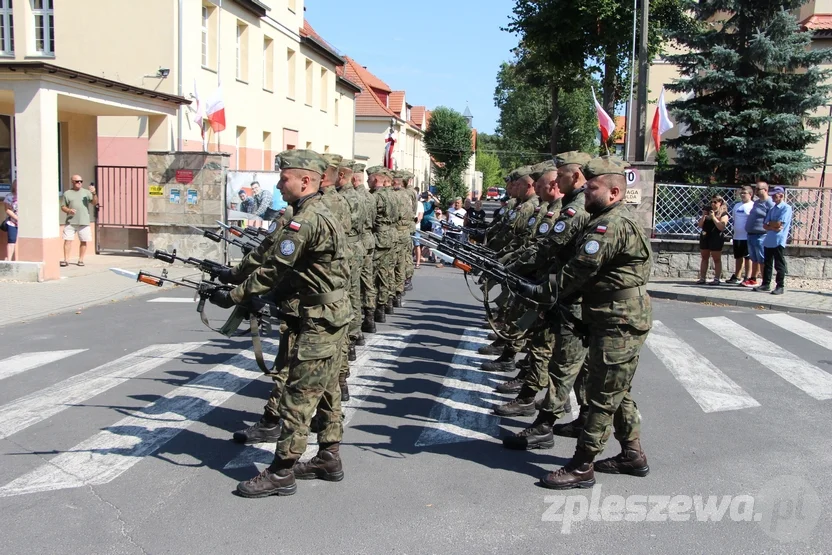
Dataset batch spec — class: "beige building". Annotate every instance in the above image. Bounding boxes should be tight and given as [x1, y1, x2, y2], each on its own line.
[632, 2, 832, 186]
[0, 0, 358, 278]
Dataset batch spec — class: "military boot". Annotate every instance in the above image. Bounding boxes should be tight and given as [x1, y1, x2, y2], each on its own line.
[392, 294, 401, 308]
[354, 331, 366, 347]
[515, 357, 530, 370]
[293, 444, 344, 482]
[348, 341, 357, 362]
[385, 298, 394, 314]
[594, 439, 650, 477]
[404, 277, 413, 291]
[478, 341, 506, 356]
[482, 349, 517, 372]
[487, 332, 499, 341]
[495, 376, 523, 393]
[340, 376, 350, 402]
[236, 466, 296, 497]
[233, 414, 282, 444]
[494, 397, 536, 417]
[502, 414, 555, 450]
[375, 304, 387, 323]
[540, 449, 596, 490]
[552, 405, 589, 437]
[362, 309, 377, 333]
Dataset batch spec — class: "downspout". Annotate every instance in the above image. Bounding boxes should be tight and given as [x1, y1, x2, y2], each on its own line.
[177, 0, 183, 151]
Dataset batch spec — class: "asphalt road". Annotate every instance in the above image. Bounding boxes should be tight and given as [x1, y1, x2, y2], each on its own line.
[0, 266, 830, 554]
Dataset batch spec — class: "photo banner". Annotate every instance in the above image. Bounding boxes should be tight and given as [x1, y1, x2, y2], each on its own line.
[225, 170, 286, 226]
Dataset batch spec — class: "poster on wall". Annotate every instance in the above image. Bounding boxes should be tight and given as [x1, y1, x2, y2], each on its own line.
[225, 170, 287, 226]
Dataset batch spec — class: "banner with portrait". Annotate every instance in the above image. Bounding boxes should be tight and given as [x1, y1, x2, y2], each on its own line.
[225, 170, 286, 227]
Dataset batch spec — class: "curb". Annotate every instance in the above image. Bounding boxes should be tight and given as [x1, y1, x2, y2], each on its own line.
[647, 288, 832, 315]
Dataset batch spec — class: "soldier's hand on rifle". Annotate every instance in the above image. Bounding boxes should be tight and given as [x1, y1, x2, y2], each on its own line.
[512, 279, 551, 303]
[216, 267, 235, 285]
[209, 289, 235, 309]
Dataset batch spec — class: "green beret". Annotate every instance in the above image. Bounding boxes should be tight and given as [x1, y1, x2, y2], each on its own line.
[514, 165, 534, 179]
[530, 160, 556, 181]
[556, 151, 593, 168]
[392, 170, 407, 179]
[339, 159, 357, 171]
[353, 162, 366, 173]
[380, 168, 394, 179]
[366, 165, 385, 176]
[275, 149, 327, 175]
[322, 153, 343, 169]
[583, 155, 629, 178]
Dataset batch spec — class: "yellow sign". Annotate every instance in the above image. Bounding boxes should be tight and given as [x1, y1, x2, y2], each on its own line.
[625, 188, 641, 204]
[149, 185, 164, 197]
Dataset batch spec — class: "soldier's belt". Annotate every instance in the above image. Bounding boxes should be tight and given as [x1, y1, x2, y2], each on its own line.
[299, 289, 345, 306]
[588, 285, 648, 304]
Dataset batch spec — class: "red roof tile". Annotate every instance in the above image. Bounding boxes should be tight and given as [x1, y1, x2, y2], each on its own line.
[343, 57, 397, 118]
[410, 106, 426, 129]
[801, 14, 832, 30]
[389, 91, 405, 116]
[300, 20, 343, 61]
[344, 56, 391, 93]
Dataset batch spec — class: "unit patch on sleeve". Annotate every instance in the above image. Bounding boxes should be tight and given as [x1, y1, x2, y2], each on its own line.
[538, 222, 550, 235]
[280, 239, 296, 256]
[527, 217, 536, 227]
[584, 240, 600, 255]
[554, 221, 567, 233]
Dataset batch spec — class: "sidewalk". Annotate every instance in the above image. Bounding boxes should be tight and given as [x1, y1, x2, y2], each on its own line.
[0, 252, 202, 327]
[647, 278, 832, 315]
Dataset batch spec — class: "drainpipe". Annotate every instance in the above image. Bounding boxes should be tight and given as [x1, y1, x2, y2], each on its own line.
[177, 0, 184, 151]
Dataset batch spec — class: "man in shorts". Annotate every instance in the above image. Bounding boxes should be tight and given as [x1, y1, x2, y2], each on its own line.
[61, 175, 97, 267]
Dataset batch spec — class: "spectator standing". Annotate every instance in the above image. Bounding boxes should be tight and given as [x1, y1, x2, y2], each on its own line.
[727, 186, 754, 284]
[446, 197, 466, 241]
[743, 181, 775, 287]
[413, 197, 424, 268]
[696, 194, 729, 284]
[61, 175, 97, 267]
[2, 180, 18, 261]
[430, 208, 445, 266]
[756, 186, 792, 295]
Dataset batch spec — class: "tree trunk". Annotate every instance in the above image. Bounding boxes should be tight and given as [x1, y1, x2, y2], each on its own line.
[550, 82, 560, 156]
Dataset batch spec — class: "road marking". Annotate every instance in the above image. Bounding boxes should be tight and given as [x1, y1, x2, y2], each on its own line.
[415, 327, 501, 447]
[0, 350, 87, 382]
[0, 343, 206, 441]
[147, 298, 195, 303]
[646, 321, 760, 412]
[697, 316, 832, 400]
[0, 341, 277, 497]
[758, 313, 832, 351]
[224, 330, 415, 470]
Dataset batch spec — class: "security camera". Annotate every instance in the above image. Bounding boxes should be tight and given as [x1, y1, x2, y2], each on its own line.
[157, 67, 170, 78]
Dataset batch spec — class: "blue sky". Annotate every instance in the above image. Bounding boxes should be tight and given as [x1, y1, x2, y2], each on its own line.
[304, 0, 520, 134]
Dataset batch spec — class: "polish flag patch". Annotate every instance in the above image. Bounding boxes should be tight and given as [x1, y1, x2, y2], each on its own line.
[546, 212, 555, 218]
[288, 221, 302, 231]
[566, 208, 576, 216]
[535, 206, 541, 212]
[596, 225, 608, 234]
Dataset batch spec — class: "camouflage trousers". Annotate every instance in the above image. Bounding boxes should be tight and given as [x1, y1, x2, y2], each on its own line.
[517, 320, 553, 399]
[274, 320, 347, 462]
[373, 247, 395, 306]
[264, 322, 294, 420]
[578, 325, 647, 457]
[541, 327, 589, 421]
[393, 229, 410, 294]
[361, 245, 375, 309]
[405, 230, 415, 281]
[347, 238, 365, 339]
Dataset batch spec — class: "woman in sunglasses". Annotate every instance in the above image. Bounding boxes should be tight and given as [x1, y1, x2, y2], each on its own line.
[696, 195, 729, 285]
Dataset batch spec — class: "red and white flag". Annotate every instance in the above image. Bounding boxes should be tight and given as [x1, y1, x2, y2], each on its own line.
[204, 86, 226, 133]
[383, 128, 395, 169]
[652, 87, 674, 151]
[592, 87, 616, 143]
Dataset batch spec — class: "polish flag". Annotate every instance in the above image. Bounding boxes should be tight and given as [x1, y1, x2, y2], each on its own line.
[204, 86, 226, 133]
[383, 129, 395, 169]
[592, 87, 616, 143]
[192, 79, 207, 139]
[652, 87, 675, 151]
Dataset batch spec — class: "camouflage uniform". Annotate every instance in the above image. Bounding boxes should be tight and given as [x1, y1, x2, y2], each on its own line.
[404, 177, 420, 286]
[229, 206, 294, 280]
[227, 150, 350, 496]
[337, 160, 367, 352]
[391, 171, 414, 303]
[368, 167, 399, 318]
[355, 163, 378, 331]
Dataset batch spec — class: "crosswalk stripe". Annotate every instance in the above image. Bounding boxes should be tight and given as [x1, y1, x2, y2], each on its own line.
[0, 350, 87, 382]
[757, 313, 832, 351]
[224, 330, 416, 470]
[646, 321, 760, 412]
[696, 316, 832, 400]
[0, 342, 206, 441]
[415, 327, 500, 447]
[147, 298, 195, 303]
[0, 341, 278, 497]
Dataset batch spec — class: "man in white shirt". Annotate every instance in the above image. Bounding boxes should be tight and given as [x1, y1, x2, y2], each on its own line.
[447, 197, 466, 241]
[728, 185, 754, 284]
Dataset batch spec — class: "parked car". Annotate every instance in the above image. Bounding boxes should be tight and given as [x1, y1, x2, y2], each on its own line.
[486, 187, 500, 199]
[653, 217, 700, 239]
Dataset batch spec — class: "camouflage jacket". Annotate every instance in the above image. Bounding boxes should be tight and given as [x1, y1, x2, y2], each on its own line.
[392, 187, 413, 231]
[359, 185, 376, 251]
[486, 198, 518, 250]
[522, 188, 590, 274]
[337, 183, 367, 241]
[506, 199, 563, 273]
[557, 201, 652, 331]
[496, 193, 540, 255]
[372, 187, 399, 249]
[230, 193, 351, 332]
[231, 206, 294, 279]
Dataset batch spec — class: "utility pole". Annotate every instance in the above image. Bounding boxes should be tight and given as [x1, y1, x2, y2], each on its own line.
[635, 0, 650, 161]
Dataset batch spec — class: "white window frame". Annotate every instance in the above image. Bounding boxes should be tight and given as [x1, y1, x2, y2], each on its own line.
[0, 0, 13, 55]
[31, 0, 54, 56]
[201, 6, 209, 67]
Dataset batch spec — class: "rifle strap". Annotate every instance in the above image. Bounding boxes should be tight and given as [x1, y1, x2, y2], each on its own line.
[250, 313, 281, 375]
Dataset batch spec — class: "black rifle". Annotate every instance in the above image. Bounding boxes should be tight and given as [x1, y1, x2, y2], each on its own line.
[216, 220, 269, 242]
[134, 247, 229, 281]
[189, 225, 257, 256]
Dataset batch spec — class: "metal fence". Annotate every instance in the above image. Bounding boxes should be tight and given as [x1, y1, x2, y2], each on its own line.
[654, 183, 832, 246]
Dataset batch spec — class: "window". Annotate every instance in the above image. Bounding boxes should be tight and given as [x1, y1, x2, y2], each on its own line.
[201, 6, 209, 66]
[263, 131, 272, 170]
[263, 37, 274, 91]
[304, 59, 313, 105]
[319, 68, 328, 111]
[32, 0, 54, 55]
[286, 49, 296, 99]
[0, 0, 13, 55]
[236, 126, 247, 169]
[236, 22, 248, 82]
[200, 4, 217, 70]
[334, 98, 339, 126]
[305, 141, 312, 149]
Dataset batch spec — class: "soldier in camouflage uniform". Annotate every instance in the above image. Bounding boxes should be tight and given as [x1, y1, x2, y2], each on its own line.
[209, 149, 351, 497]
[336, 159, 367, 400]
[353, 163, 378, 335]
[403, 172, 419, 291]
[517, 156, 653, 490]
[485, 176, 516, 247]
[367, 167, 399, 322]
[391, 170, 414, 308]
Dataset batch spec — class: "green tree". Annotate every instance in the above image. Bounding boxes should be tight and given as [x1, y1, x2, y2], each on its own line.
[424, 107, 473, 201]
[476, 151, 503, 188]
[665, 1, 832, 184]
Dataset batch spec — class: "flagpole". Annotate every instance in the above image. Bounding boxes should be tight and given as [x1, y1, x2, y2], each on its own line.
[625, 0, 638, 161]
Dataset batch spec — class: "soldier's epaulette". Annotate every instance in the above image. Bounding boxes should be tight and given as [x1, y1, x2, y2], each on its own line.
[565, 208, 577, 217]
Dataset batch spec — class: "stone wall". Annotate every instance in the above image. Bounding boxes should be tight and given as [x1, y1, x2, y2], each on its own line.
[146, 151, 230, 261]
[651, 239, 832, 279]
[626, 161, 657, 234]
